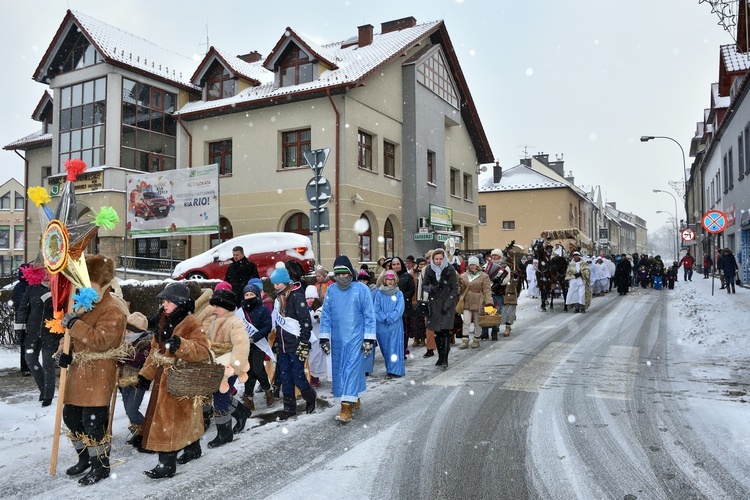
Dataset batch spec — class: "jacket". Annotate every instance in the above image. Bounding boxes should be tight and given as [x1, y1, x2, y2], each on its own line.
[202, 305, 250, 377]
[424, 263, 459, 331]
[64, 290, 128, 407]
[14, 283, 57, 350]
[458, 271, 493, 311]
[224, 258, 259, 305]
[273, 284, 312, 353]
[241, 299, 273, 343]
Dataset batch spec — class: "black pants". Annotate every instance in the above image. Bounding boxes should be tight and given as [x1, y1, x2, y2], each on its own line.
[63, 405, 109, 442]
[435, 329, 451, 363]
[24, 340, 56, 400]
[244, 344, 271, 394]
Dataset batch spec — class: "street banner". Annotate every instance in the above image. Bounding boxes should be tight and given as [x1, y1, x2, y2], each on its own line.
[126, 164, 220, 238]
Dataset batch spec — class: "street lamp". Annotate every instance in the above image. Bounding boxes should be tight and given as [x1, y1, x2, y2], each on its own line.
[656, 210, 678, 261]
[653, 189, 680, 259]
[640, 135, 688, 222]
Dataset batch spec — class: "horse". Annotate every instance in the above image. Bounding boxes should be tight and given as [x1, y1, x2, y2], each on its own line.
[532, 241, 570, 312]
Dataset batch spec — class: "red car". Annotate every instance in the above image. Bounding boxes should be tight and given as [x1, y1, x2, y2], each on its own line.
[133, 190, 170, 220]
[171, 232, 315, 280]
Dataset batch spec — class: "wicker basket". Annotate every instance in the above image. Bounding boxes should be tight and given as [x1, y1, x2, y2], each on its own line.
[166, 360, 224, 397]
[478, 314, 502, 328]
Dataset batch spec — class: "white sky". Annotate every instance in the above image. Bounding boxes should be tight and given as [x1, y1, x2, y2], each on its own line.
[0, 0, 734, 236]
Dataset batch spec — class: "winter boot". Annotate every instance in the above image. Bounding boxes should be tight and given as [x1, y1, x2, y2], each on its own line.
[471, 337, 480, 349]
[504, 325, 512, 337]
[423, 349, 435, 358]
[176, 440, 202, 465]
[242, 395, 255, 412]
[458, 338, 470, 350]
[479, 330, 489, 340]
[66, 443, 90, 476]
[202, 406, 213, 432]
[278, 396, 297, 421]
[301, 387, 317, 414]
[491, 329, 499, 341]
[207, 419, 234, 448]
[79, 452, 109, 486]
[265, 389, 276, 407]
[144, 452, 177, 479]
[232, 400, 252, 434]
[126, 423, 141, 445]
[335, 403, 353, 423]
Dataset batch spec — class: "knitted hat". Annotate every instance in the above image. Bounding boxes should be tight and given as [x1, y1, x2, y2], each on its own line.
[270, 267, 291, 284]
[467, 256, 480, 267]
[126, 311, 148, 332]
[214, 281, 232, 292]
[357, 270, 370, 281]
[157, 282, 190, 304]
[210, 289, 237, 311]
[384, 270, 397, 280]
[333, 255, 355, 275]
[415, 257, 426, 266]
[305, 285, 318, 299]
[491, 248, 503, 257]
[86, 254, 115, 286]
[243, 282, 262, 297]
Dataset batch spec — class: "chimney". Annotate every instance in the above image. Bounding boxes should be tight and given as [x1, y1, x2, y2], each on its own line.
[237, 51, 262, 63]
[548, 160, 565, 177]
[381, 16, 417, 34]
[493, 161, 502, 184]
[358, 24, 373, 47]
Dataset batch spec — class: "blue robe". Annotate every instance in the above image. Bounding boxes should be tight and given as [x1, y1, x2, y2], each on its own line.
[372, 288, 405, 377]
[319, 281, 376, 402]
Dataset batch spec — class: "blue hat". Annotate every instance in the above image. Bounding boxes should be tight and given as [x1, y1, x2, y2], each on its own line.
[243, 282, 262, 297]
[270, 267, 291, 284]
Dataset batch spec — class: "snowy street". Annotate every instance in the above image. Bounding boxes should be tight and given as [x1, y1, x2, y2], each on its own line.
[1, 276, 748, 499]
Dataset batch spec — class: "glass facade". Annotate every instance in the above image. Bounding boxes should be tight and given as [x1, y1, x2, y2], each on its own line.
[59, 77, 106, 168]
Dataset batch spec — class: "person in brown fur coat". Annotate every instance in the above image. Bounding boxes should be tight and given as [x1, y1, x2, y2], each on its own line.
[58, 254, 128, 486]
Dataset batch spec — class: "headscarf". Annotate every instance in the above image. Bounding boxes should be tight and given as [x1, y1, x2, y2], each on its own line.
[430, 249, 449, 282]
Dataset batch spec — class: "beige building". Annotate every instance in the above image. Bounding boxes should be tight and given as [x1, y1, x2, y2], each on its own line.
[0, 178, 27, 275]
[4, 11, 493, 271]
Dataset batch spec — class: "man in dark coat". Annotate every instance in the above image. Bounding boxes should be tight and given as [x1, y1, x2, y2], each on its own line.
[224, 246, 259, 306]
[12, 263, 31, 375]
[719, 248, 739, 294]
[614, 254, 633, 295]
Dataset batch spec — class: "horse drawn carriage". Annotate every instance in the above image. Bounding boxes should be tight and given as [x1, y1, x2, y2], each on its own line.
[530, 228, 591, 312]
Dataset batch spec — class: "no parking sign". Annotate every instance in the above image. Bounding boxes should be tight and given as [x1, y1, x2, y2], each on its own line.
[702, 210, 727, 234]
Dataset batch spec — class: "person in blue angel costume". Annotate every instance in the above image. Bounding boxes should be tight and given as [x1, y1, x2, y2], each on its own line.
[319, 255, 377, 423]
[372, 270, 406, 378]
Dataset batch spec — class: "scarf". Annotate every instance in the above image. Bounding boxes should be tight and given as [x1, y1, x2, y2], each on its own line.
[335, 275, 353, 290]
[155, 302, 192, 342]
[378, 284, 399, 296]
[430, 257, 449, 282]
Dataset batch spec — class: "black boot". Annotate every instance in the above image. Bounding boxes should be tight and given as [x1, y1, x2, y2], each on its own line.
[176, 440, 202, 465]
[66, 445, 90, 476]
[79, 454, 109, 486]
[232, 401, 252, 434]
[208, 420, 234, 448]
[441, 334, 450, 369]
[301, 387, 317, 414]
[278, 396, 297, 420]
[202, 408, 213, 432]
[144, 452, 177, 479]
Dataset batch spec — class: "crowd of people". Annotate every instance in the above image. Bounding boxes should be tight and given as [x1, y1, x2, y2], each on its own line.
[8, 240, 743, 486]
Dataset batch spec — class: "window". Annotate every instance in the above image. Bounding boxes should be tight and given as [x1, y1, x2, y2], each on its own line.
[121, 78, 177, 173]
[206, 64, 236, 101]
[383, 219, 394, 259]
[450, 168, 460, 196]
[478, 205, 486, 224]
[210, 216, 234, 247]
[284, 212, 311, 235]
[358, 131, 373, 171]
[463, 174, 473, 201]
[502, 221, 515, 230]
[739, 133, 745, 181]
[415, 49, 459, 109]
[42, 166, 52, 179]
[281, 128, 311, 169]
[60, 29, 104, 73]
[0, 194, 9, 210]
[716, 171, 721, 202]
[209, 140, 233, 175]
[279, 45, 313, 87]
[0, 226, 8, 248]
[358, 214, 371, 262]
[59, 77, 106, 169]
[427, 150, 435, 184]
[723, 153, 729, 194]
[14, 226, 23, 250]
[729, 148, 734, 189]
[745, 124, 750, 175]
[384, 141, 396, 177]
[14, 192, 24, 210]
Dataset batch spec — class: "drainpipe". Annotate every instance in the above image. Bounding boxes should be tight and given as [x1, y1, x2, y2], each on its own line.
[177, 115, 193, 257]
[13, 150, 29, 263]
[327, 89, 341, 257]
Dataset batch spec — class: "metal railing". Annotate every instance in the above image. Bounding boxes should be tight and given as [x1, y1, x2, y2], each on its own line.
[119, 256, 182, 274]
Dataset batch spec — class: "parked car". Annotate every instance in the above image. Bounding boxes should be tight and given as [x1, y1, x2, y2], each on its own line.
[171, 232, 315, 281]
[133, 190, 170, 220]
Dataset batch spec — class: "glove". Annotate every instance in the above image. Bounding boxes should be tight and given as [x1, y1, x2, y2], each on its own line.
[137, 375, 151, 391]
[320, 339, 331, 355]
[61, 313, 79, 329]
[425, 285, 436, 295]
[440, 304, 449, 315]
[58, 351, 73, 368]
[167, 335, 181, 354]
[574, 272, 582, 278]
[362, 339, 375, 357]
[296, 342, 311, 361]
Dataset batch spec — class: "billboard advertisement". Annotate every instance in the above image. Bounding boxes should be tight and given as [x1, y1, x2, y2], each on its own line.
[126, 164, 220, 238]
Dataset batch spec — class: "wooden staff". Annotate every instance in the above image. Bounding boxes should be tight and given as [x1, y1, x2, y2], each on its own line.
[107, 382, 118, 436]
[49, 293, 74, 476]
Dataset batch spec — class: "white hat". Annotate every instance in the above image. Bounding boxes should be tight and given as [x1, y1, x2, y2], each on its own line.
[305, 285, 318, 299]
[491, 248, 503, 257]
[572, 251, 581, 256]
[468, 256, 480, 267]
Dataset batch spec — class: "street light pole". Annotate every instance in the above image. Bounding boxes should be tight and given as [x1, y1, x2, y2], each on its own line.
[640, 135, 688, 222]
[657, 210, 678, 261]
[653, 188, 680, 259]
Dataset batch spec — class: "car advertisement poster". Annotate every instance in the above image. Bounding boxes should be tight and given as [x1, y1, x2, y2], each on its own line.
[126, 164, 220, 238]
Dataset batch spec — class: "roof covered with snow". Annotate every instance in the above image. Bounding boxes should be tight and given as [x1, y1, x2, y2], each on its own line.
[478, 164, 568, 192]
[3, 130, 52, 150]
[720, 44, 750, 73]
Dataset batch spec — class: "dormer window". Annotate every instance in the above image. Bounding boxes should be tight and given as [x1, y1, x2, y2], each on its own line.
[206, 64, 236, 101]
[280, 45, 313, 87]
[61, 28, 104, 73]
